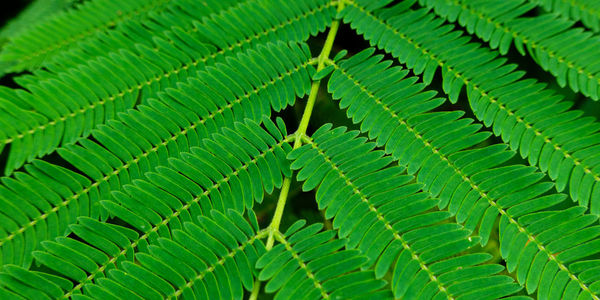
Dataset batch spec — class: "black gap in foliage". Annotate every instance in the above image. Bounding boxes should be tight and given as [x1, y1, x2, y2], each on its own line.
[0, 0, 30, 28]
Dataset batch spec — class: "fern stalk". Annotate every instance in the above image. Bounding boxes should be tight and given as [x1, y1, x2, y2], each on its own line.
[249, 2, 344, 299]
[267, 0, 343, 249]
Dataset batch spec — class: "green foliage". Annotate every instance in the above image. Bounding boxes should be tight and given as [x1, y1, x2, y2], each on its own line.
[420, 0, 600, 100]
[0, 0, 173, 72]
[0, 0, 330, 175]
[344, 0, 600, 212]
[0, 41, 309, 267]
[0, 0, 76, 42]
[529, 0, 600, 32]
[290, 125, 523, 299]
[0, 0, 599, 299]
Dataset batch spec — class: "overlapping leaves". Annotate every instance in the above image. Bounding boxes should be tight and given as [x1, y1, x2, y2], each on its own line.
[1, 0, 600, 299]
[0, 41, 311, 267]
[326, 48, 600, 299]
[342, 0, 600, 213]
[0, 0, 332, 175]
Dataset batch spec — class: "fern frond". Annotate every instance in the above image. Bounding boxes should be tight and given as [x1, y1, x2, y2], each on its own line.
[32, 0, 246, 73]
[0, 264, 73, 299]
[0, 159, 91, 267]
[0, 0, 74, 41]
[0, 41, 310, 267]
[419, 0, 600, 100]
[0, 0, 333, 175]
[2, 209, 268, 299]
[256, 221, 392, 299]
[289, 126, 524, 299]
[40, 0, 335, 74]
[2, 0, 599, 298]
[0, 0, 173, 72]
[529, 0, 600, 32]
[326, 49, 600, 299]
[101, 117, 291, 231]
[2, 118, 290, 297]
[342, 0, 600, 213]
[0, 30, 217, 175]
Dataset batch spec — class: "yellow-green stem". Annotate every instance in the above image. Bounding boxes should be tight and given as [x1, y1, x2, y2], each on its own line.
[248, 3, 343, 299]
[266, 6, 342, 248]
[248, 279, 262, 300]
[291, 20, 340, 149]
[265, 178, 292, 249]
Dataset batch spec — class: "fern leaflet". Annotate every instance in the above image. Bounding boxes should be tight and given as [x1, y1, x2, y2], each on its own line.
[420, 0, 600, 100]
[0, 0, 173, 72]
[1, 0, 600, 298]
[342, 0, 600, 213]
[326, 49, 600, 299]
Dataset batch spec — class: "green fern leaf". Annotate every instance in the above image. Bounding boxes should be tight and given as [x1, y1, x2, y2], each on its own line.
[528, 0, 600, 32]
[256, 221, 392, 299]
[2, 209, 268, 299]
[0, 30, 217, 175]
[35, 0, 334, 74]
[289, 125, 524, 299]
[0, 117, 290, 297]
[0, 41, 310, 267]
[0, 0, 174, 72]
[342, 0, 600, 213]
[327, 48, 600, 299]
[0, 0, 75, 41]
[420, 0, 600, 100]
[2, 0, 600, 298]
[0, 0, 333, 175]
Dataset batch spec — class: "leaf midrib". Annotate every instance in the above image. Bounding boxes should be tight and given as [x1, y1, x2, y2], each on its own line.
[304, 135, 455, 299]
[439, 0, 600, 85]
[8, 0, 172, 63]
[346, 0, 600, 187]
[1, 0, 331, 149]
[333, 58, 597, 299]
[62, 137, 291, 297]
[0, 60, 310, 248]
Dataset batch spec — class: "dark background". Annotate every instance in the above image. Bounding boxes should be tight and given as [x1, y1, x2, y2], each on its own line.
[0, 1, 31, 28]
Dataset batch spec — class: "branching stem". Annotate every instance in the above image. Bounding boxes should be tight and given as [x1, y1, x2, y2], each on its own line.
[266, 0, 343, 250]
[248, 2, 344, 299]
